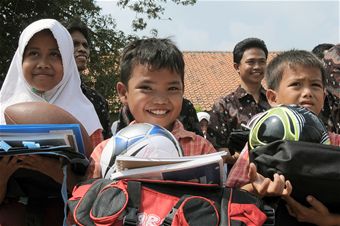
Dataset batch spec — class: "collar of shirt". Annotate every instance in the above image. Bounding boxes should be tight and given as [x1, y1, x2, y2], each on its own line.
[234, 85, 267, 101]
[171, 119, 196, 141]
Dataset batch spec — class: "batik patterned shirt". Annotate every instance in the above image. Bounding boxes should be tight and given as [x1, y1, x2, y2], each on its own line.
[319, 90, 340, 134]
[208, 86, 270, 151]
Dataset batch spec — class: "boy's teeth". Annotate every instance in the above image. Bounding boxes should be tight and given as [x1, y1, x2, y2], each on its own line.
[150, 110, 167, 115]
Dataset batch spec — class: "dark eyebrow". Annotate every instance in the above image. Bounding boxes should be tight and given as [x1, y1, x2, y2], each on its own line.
[168, 81, 182, 86]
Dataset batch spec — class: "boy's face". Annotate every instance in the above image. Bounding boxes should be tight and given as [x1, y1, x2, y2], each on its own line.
[22, 30, 63, 92]
[234, 47, 267, 85]
[117, 64, 183, 131]
[266, 65, 325, 115]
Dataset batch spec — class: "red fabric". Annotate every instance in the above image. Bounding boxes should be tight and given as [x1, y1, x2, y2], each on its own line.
[90, 129, 104, 150]
[229, 203, 267, 226]
[226, 145, 250, 188]
[329, 132, 340, 146]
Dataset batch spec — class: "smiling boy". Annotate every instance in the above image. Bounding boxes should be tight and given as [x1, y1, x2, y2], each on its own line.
[86, 38, 216, 178]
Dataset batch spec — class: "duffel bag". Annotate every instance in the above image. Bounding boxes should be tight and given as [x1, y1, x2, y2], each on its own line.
[68, 178, 274, 226]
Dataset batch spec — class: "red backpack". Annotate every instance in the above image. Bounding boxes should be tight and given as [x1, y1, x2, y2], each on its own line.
[68, 178, 274, 226]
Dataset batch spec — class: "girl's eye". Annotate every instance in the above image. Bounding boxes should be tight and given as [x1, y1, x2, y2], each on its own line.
[50, 51, 61, 58]
[27, 50, 39, 57]
[169, 87, 180, 91]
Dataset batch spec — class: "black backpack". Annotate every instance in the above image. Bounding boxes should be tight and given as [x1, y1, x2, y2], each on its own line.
[250, 140, 340, 225]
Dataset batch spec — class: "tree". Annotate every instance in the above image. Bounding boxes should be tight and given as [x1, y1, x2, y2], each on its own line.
[0, 0, 196, 120]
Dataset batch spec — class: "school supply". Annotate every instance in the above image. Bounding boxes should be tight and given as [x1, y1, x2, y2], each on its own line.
[111, 152, 226, 186]
[0, 124, 89, 200]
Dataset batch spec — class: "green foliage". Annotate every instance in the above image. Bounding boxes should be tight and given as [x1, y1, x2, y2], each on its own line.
[0, 0, 196, 120]
[194, 105, 203, 113]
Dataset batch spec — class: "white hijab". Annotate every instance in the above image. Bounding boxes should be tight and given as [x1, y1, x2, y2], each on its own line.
[0, 19, 102, 135]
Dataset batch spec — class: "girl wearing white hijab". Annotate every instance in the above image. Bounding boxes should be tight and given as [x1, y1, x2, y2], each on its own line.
[0, 18, 101, 226]
[0, 18, 103, 145]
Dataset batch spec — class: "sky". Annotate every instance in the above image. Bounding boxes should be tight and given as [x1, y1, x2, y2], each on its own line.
[95, 0, 340, 52]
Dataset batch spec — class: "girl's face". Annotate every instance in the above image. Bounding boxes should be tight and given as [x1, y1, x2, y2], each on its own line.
[22, 30, 63, 92]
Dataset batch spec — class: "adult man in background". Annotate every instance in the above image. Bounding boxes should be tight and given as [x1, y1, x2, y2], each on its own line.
[321, 44, 340, 133]
[67, 19, 112, 139]
[312, 43, 334, 60]
[208, 37, 270, 165]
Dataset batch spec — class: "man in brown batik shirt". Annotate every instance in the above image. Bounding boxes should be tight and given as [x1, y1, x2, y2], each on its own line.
[208, 38, 271, 165]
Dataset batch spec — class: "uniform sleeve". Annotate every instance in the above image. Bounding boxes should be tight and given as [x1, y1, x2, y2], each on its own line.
[86, 139, 110, 179]
[329, 132, 340, 146]
[226, 145, 251, 188]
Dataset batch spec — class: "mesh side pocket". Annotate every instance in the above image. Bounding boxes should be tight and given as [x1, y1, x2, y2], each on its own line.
[91, 185, 128, 225]
[168, 196, 219, 226]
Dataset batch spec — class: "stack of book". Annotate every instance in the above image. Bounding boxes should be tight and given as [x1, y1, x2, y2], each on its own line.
[0, 124, 87, 162]
[110, 151, 228, 186]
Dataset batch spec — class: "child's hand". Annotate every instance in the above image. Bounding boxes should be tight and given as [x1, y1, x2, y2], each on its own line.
[284, 195, 340, 226]
[248, 162, 292, 197]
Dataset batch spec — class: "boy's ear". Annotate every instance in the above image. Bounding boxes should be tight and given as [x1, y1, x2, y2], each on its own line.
[266, 89, 278, 107]
[116, 82, 128, 105]
[233, 63, 240, 73]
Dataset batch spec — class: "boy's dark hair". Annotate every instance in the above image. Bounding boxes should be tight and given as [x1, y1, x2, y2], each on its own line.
[120, 38, 185, 86]
[233, 37, 268, 64]
[311, 43, 334, 60]
[265, 49, 326, 90]
[66, 18, 90, 44]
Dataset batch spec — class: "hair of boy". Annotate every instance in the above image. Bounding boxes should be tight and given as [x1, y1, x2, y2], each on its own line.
[233, 37, 268, 64]
[265, 49, 326, 91]
[311, 43, 334, 60]
[66, 18, 90, 44]
[119, 38, 185, 86]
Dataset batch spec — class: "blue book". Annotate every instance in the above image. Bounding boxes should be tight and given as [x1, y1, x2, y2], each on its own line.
[0, 124, 85, 155]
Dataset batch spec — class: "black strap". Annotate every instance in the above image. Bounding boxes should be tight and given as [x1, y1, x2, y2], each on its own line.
[262, 204, 275, 226]
[123, 181, 141, 226]
[161, 195, 191, 226]
[219, 187, 231, 226]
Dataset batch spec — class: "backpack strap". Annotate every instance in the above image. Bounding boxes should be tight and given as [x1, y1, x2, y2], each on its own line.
[123, 181, 142, 226]
[262, 204, 275, 226]
[219, 187, 231, 226]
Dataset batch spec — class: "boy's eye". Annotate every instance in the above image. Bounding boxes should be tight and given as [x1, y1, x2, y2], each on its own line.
[312, 83, 323, 88]
[139, 85, 152, 91]
[169, 86, 180, 91]
[289, 82, 300, 87]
